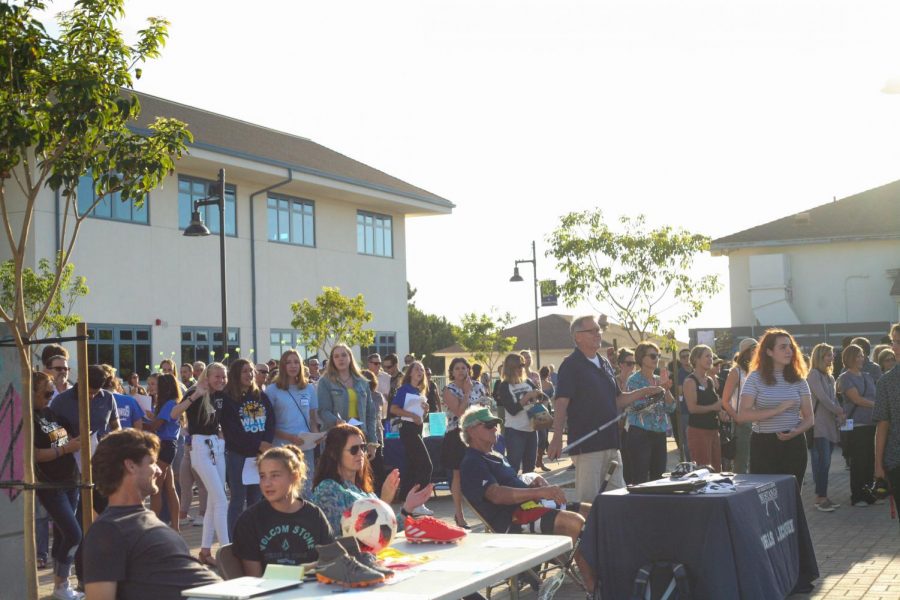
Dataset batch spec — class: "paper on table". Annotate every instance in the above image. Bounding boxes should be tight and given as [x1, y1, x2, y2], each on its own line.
[415, 560, 494, 573]
[296, 432, 326, 451]
[262, 564, 303, 580]
[481, 536, 550, 549]
[133, 394, 153, 415]
[242, 457, 259, 485]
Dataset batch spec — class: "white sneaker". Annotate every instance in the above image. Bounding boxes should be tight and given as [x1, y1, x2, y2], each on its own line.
[52, 584, 84, 600]
[179, 514, 194, 526]
[411, 504, 434, 516]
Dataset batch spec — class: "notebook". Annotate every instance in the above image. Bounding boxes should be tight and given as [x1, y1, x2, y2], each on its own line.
[182, 576, 301, 599]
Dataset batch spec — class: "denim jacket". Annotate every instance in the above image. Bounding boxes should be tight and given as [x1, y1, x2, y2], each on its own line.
[317, 375, 378, 444]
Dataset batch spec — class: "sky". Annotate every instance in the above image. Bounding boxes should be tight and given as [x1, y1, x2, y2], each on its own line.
[41, 1, 900, 339]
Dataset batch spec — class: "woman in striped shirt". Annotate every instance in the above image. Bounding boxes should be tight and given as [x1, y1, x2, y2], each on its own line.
[735, 329, 815, 485]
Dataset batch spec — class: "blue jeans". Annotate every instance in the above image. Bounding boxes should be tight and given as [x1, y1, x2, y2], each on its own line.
[809, 437, 833, 498]
[504, 428, 537, 474]
[226, 451, 261, 538]
[35, 500, 50, 560]
[36, 487, 81, 579]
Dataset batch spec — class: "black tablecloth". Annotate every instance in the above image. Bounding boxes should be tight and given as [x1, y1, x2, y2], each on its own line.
[581, 474, 819, 599]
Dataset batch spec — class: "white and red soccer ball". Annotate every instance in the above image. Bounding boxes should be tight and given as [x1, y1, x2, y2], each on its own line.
[340, 497, 397, 553]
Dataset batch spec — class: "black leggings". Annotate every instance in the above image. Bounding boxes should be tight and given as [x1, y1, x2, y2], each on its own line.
[849, 426, 876, 503]
[625, 427, 668, 484]
[750, 432, 807, 487]
[399, 422, 432, 500]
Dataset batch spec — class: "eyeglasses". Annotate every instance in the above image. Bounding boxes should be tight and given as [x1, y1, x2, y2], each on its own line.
[621, 360, 636, 366]
[345, 443, 366, 456]
[368, 360, 381, 365]
[576, 328, 602, 334]
[646, 353, 659, 360]
[257, 369, 269, 375]
[51, 366, 70, 372]
[481, 422, 499, 429]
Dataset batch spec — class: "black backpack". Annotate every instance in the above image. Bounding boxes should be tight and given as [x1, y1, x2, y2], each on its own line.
[631, 561, 691, 600]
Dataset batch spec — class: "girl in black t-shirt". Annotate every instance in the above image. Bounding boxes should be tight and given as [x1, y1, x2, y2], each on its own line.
[232, 445, 333, 575]
[32, 371, 83, 599]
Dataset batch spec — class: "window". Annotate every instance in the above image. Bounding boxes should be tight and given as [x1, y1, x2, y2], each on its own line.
[86, 325, 151, 379]
[269, 330, 309, 363]
[357, 211, 393, 257]
[76, 174, 149, 224]
[178, 175, 237, 237]
[362, 332, 397, 361]
[267, 194, 315, 246]
[181, 326, 240, 365]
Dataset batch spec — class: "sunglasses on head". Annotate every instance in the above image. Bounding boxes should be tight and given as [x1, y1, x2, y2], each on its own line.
[345, 443, 366, 456]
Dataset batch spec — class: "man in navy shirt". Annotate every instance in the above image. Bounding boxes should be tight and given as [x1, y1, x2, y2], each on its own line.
[547, 315, 662, 502]
[460, 407, 595, 593]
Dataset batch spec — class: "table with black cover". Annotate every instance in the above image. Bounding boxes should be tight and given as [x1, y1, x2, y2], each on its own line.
[581, 474, 819, 599]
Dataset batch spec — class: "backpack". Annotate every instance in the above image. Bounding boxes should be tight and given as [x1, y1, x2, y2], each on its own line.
[631, 561, 691, 600]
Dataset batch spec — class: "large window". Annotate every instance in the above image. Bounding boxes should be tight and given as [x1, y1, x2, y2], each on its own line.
[357, 211, 393, 257]
[267, 194, 315, 246]
[76, 174, 149, 224]
[362, 331, 397, 361]
[86, 325, 152, 379]
[269, 330, 309, 363]
[178, 175, 237, 236]
[181, 326, 240, 365]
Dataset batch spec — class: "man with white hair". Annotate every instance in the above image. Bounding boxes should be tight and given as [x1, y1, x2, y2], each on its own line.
[547, 315, 663, 502]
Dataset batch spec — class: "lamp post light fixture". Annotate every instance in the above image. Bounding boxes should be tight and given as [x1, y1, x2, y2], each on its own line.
[510, 240, 541, 370]
[183, 168, 229, 361]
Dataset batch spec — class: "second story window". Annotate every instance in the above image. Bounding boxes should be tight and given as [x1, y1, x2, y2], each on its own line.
[357, 210, 393, 258]
[267, 194, 315, 246]
[178, 175, 236, 237]
[76, 173, 149, 224]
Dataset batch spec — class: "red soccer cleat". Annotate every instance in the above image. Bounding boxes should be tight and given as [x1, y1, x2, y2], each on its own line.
[403, 515, 468, 544]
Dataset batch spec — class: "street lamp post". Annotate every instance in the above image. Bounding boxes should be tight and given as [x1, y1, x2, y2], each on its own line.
[183, 168, 228, 361]
[510, 240, 541, 370]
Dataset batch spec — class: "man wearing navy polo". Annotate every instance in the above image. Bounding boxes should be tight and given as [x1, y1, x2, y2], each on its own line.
[548, 315, 663, 502]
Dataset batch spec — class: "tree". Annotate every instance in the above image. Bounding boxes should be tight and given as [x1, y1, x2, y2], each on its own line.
[0, 2, 191, 595]
[290, 287, 375, 357]
[0, 255, 89, 363]
[453, 310, 517, 376]
[547, 210, 721, 348]
[407, 282, 455, 374]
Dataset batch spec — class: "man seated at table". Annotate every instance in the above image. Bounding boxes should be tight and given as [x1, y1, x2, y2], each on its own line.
[460, 407, 595, 593]
[82, 428, 221, 599]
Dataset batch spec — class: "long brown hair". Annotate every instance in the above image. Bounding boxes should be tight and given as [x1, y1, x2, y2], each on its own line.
[258, 445, 308, 499]
[275, 348, 308, 391]
[501, 353, 525, 384]
[401, 360, 427, 393]
[312, 423, 373, 493]
[750, 329, 808, 385]
[225, 358, 261, 402]
[324, 344, 363, 383]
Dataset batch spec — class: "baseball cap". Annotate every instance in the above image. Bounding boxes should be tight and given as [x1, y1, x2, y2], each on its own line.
[462, 407, 502, 429]
[738, 338, 758, 353]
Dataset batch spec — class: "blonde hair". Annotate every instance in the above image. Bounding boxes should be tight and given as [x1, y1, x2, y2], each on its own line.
[324, 344, 363, 382]
[689, 344, 713, 368]
[275, 348, 308, 391]
[809, 343, 834, 375]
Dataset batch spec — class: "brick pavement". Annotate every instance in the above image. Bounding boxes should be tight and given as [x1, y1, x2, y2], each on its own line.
[37, 441, 899, 599]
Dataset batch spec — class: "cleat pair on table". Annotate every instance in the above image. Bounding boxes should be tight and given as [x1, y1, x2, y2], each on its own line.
[315, 536, 394, 587]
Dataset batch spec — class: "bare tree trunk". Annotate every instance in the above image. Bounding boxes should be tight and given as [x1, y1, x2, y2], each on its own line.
[19, 350, 38, 600]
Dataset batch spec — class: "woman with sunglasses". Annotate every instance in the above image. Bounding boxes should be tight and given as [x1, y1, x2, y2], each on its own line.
[496, 353, 543, 475]
[171, 362, 229, 566]
[310, 424, 433, 533]
[622, 342, 676, 483]
[221, 358, 276, 537]
[32, 371, 83, 600]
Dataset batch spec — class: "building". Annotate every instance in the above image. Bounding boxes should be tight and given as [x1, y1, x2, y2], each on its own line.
[8, 91, 453, 377]
[695, 180, 900, 350]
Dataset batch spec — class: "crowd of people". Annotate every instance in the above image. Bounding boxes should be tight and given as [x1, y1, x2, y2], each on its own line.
[28, 317, 900, 599]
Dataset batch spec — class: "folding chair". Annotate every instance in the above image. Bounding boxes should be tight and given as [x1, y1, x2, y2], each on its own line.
[215, 543, 244, 580]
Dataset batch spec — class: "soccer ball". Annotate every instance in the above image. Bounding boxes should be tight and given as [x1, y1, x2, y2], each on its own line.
[341, 497, 397, 553]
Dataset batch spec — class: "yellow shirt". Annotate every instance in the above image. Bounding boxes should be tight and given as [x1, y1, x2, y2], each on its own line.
[347, 387, 359, 419]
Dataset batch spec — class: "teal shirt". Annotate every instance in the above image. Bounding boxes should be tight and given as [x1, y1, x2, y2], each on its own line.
[625, 372, 675, 433]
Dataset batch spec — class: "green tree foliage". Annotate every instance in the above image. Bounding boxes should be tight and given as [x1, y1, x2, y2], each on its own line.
[548, 211, 721, 348]
[453, 310, 517, 375]
[0, 254, 88, 360]
[0, 2, 191, 593]
[290, 287, 375, 357]
[407, 283, 455, 374]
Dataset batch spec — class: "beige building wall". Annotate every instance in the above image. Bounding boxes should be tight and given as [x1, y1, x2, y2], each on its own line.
[726, 239, 900, 326]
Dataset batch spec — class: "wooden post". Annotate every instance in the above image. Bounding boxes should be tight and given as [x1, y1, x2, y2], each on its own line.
[76, 323, 94, 533]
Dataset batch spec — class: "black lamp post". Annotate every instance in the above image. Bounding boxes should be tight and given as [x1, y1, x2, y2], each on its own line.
[510, 240, 541, 370]
[183, 168, 228, 361]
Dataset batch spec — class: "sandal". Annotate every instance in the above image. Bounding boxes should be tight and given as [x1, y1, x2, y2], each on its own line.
[198, 550, 217, 568]
[454, 516, 471, 530]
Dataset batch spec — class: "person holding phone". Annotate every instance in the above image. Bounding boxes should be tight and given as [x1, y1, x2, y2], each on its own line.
[622, 342, 676, 483]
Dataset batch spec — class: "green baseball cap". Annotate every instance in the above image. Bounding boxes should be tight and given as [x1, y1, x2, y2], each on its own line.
[462, 407, 502, 429]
